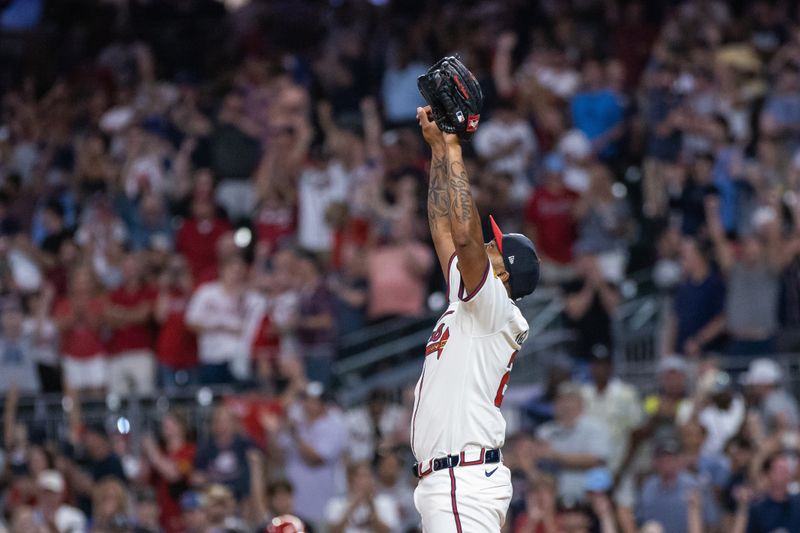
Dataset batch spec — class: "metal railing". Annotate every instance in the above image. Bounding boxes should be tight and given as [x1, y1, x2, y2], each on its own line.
[332, 286, 570, 406]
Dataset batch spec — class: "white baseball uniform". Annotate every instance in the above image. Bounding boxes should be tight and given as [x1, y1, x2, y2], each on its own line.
[411, 254, 529, 533]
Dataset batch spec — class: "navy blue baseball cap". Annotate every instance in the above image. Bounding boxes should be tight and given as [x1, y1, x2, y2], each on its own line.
[490, 215, 540, 300]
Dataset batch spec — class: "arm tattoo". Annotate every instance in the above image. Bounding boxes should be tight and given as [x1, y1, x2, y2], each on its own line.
[448, 159, 474, 223]
[428, 153, 450, 230]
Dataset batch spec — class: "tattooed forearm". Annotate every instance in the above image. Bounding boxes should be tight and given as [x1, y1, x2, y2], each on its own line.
[428, 153, 450, 230]
[448, 159, 474, 223]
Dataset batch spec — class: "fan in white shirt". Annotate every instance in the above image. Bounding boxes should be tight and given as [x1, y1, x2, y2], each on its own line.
[325, 462, 400, 533]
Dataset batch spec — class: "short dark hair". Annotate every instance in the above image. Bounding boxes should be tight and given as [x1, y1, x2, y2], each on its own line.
[267, 479, 294, 497]
[762, 451, 796, 474]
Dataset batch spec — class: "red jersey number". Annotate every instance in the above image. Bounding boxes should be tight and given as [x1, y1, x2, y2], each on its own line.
[494, 351, 518, 407]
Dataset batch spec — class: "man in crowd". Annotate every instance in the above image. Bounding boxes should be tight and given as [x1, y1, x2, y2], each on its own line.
[535, 382, 612, 502]
[185, 254, 265, 384]
[275, 382, 348, 530]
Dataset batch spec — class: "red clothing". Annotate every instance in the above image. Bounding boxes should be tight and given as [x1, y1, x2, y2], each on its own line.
[254, 203, 295, 252]
[175, 217, 231, 280]
[223, 395, 284, 449]
[513, 514, 547, 533]
[54, 297, 106, 359]
[156, 291, 198, 369]
[155, 443, 196, 533]
[331, 217, 370, 270]
[251, 313, 280, 364]
[107, 285, 157, 355]
[524, 185, 580, 264]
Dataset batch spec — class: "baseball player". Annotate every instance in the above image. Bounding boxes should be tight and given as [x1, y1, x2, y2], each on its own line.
[410, 104, 540, 533]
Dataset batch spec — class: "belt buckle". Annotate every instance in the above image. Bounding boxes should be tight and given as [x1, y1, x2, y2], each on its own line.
[417, 459, 433, 478]
[459, 448, 486, 466]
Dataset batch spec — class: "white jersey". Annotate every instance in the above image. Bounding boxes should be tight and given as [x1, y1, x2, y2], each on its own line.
[410, 254, 529, 461]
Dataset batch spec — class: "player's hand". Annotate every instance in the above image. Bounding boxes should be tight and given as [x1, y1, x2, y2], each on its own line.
[417, 106, 446, 150]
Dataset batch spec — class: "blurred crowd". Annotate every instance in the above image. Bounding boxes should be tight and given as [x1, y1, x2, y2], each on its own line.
[4, 0, 800, 531]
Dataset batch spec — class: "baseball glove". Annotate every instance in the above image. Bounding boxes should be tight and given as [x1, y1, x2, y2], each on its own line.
[417, 55, 484, 141]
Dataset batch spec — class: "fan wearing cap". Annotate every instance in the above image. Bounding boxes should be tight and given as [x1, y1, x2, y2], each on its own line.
[741, 358, 800, 434]
[33, 470, 87, 533]
[413, 107, 539, 532]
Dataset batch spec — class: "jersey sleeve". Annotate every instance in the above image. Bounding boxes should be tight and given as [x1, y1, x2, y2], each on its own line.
[445, 253, 460, 304]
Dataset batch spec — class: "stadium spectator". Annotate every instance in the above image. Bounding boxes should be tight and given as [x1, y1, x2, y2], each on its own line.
[562, 256, 621, 360]
[154, 255, 198, 388]
[535, 382, 612, 502]
[185, 254, 265, 384]
[324, 461, 400, 533]
[740, 358, 800, 436]
[681, 369, 745, 455]
[179, 491, 209, 533]
[141, 411, 196, 533]
[175, 193, 231, 283]
[0, 297, 39, 394]
[524, 153, 580, 282]
[580, 349, 642, 477]
[293, 252, 336, 386]
[23, 284, 60, 392]
[573, 163, 632, 280]
[707, 196, 782, 356]
[366, 215, 433, 322]
[330, 246, 368, 338]
[473, 98, 538, 199]
[679, 420, 727, 526]
[742, 451, 800, 533]
[33, 470, 87, 533]
[54, 267, 107, 394]
[254, 480, 316, 533]
[375, 449, 417, 533]
[274, 382, 347, 529]
[662, 237, 726, 357]
[570, 60, 625, 160]
[193, 406, 254, 503]
[209, 92, 262, 220]
[90, 477, 130, 531]
[345, 389, 406, 463]
[636, 436, 714, 533]
[105, 252, 157, 396]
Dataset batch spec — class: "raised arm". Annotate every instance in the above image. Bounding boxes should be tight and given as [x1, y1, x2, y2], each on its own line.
[445, 138, 490, 294]
[705, 196, 734, 274]
[417, 106, 456, 276]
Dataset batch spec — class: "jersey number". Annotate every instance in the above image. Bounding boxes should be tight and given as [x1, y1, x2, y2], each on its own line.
[494, 351, 518, 407]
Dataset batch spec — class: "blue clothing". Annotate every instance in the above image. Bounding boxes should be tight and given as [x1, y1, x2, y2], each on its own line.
[695, 453, 731, 489]
[674, 273, 726, 351]
[570, 89, 624, 158]
[381, 62, 427, 123]
[712, 147, 741, 233]
[644, 88, 682, 161]
[0, 0, 42, 30]
[765, 94, 800, 129]
[194, 435, 254, 501]
[638, 471, 715, 533]
[747, 494, 800, 533]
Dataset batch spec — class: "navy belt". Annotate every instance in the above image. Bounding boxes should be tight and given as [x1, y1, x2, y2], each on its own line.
[412, 448, 500, 479]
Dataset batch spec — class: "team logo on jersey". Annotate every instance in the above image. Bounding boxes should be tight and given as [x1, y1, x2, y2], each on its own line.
[425, 324, 450, 359]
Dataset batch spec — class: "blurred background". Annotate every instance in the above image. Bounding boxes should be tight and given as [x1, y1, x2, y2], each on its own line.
[3, 0, 800, 532]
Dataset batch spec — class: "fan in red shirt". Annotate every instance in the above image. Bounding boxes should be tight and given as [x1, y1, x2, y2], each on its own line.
[524, 153, 580, 274]
[223, 392, 284, 450]
[141, 411, 196, 533]
[176, 194, 231, 282]
[253, 183, 296, 257]
[55, 266, 108, 395]
[155, 256, 199, 388]
[105, 253, 157, 396]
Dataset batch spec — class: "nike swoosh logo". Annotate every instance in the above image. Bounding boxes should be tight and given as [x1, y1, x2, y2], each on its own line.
[485, 467, 499, 477]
